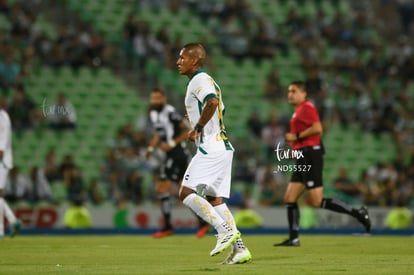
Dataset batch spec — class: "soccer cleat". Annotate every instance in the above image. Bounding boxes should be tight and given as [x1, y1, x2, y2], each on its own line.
[357, 206, 371, 233]
[196, 224, 210, 239]
[10, 220, 21, 238]
[151, 229, 174, 238]
[273, 238, 300, 247]
[223, 248, 252, 265]
[210, 230, 240, 256]
[221, 245, 236, 264]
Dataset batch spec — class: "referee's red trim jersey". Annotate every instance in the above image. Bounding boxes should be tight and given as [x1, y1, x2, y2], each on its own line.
[290, 101, 321, 150]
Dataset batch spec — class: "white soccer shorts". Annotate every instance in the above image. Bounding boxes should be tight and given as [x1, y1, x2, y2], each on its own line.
[182, 150, 233, 198]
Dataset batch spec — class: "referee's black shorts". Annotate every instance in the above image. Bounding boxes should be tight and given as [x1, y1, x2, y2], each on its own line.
[290, 145, 323, 189]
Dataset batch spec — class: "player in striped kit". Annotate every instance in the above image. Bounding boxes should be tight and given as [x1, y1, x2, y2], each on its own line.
[146, 88, 209, 238]
[176, 43, 252, 264]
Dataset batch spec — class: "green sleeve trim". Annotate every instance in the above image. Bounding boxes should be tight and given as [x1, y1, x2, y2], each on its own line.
[203, 93, 217, 104]
[198, 147, 208, 155]
[223, 139, 233, 151]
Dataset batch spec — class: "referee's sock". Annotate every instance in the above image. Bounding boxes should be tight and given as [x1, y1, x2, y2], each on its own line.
[286, 203, 300, 240]
[320, 198, 358, 217]
[159, 193, 172, 229]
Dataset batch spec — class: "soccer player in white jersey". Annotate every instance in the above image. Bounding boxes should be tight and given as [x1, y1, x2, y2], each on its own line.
[0, 108, 21, 238]
[176, 43, 252, 264]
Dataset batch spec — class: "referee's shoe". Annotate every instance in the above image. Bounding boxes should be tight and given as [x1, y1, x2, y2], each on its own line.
[274, 238, 300, 247]
[357, 206, 371, 233]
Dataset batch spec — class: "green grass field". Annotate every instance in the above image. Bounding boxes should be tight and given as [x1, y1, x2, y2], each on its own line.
[1, 234, 413, 274]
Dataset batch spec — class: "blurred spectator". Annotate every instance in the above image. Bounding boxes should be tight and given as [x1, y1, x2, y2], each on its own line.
[291, 17, 321, 49]
[119, 147, 145, 174]
[249, 18, 275, 62]
[191, 0, 225, 22]
[224, 30, 249, 63]
[0, 0, 10, 15]
[122, 13, 137, 69]
[322, 10, 346, 44]
[88, 178, 105, 206]
[263, 69, 284, 100]
[261, 111, 286, 161]
[300, 38, 324, 69]
[29, 166, 53, 204]
[335, 88, 356, 129]
[8, 84, 37, 133]
[124, 170, 143, 204]
[64, 166, 86, 204]
[132, 20, 166, 69]
[246, 109, 263, 139]
[233, 149, 257, 184]
[106, 170, 124, 205]
[66, 35, 85, 70]
[333, 167, 361, 202]
[357, 169, 381, 205]
[331, 39, 359, 71]
[84, 29, 105, 68]
[372, 88, 399, 135]
[4, 166, 31, 202]
[59, 154, 76, 180]
[0, 54, 21, 93]
[108, 127, 133, 151]
[42, 148, 60, 182]
[397, 0, 414, 34]
[285, 8, 304, 38]
[100, 148, 120, 183]
[395, 171, 413, 206]
[47, 93, 77, 130]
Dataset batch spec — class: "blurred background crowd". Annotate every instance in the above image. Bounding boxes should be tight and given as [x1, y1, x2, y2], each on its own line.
[0, 0, 413, 216]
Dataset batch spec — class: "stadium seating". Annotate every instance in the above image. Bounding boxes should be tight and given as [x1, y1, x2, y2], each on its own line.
[14, 66, 146, 185]
[10, 0, 397, 201]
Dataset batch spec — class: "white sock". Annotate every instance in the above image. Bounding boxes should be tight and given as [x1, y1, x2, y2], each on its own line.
[0, 199, 4, 237]
[182, 193, 230, 233]
[214, 203, 246, 251]
[0, 198, 17, 224]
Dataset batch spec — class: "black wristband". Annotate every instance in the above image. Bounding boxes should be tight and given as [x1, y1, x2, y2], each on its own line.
[194, 123, 203, 133]
[296, 132, 301, 141]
